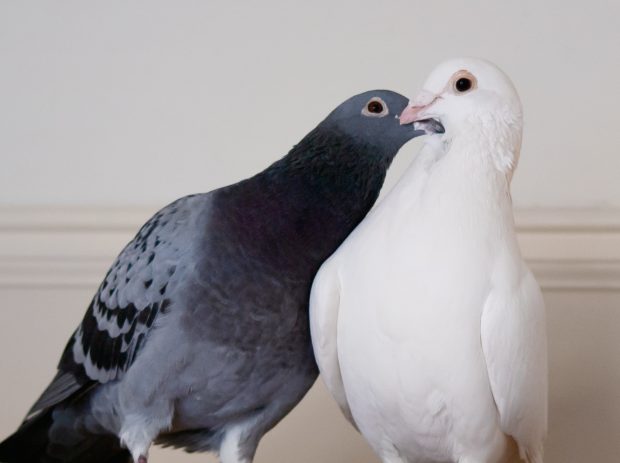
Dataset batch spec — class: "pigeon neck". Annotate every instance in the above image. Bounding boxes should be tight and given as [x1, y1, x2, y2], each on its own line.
[404, 138, 516, 233]
[441, 112, 522, 179]
[266, 125, 392, 213]
[224, 126, 392, 271]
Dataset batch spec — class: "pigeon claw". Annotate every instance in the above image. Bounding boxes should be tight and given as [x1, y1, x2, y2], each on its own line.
[137, 456, 148, 463]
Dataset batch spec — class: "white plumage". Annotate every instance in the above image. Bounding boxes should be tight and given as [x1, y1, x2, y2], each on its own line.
[310, 58, 548, 463]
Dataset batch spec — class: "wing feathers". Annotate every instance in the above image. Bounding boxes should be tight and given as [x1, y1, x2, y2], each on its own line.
[26, 372, 83, 419]
[70, 295, 168, 383]
[309, 260, 357, 427]
[481, 267, 547, 462]
[54, 196, 200, 388]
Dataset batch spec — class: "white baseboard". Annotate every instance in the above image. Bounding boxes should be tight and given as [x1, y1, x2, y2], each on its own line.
[1, 206, 619, 290]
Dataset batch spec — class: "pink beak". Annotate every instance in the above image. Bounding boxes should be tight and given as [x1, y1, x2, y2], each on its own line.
[398, 90, 439, 125]
[399, 105, 428, 125]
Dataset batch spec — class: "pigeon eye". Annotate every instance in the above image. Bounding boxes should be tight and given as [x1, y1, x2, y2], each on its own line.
[451, 71, 477, 94]
[455, 78, 472, 92]
[367, 101, 383, 113]
[362, 97, 389, 117]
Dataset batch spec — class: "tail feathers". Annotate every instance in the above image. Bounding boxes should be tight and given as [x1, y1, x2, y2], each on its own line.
[0, 409, 55, 463]
[0, 408, 131, 463]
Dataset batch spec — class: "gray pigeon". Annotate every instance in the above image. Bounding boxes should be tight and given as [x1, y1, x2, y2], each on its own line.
[0, 90, 425, 463]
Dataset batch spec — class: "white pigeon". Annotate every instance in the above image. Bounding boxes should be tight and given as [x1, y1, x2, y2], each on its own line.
[310, 58, 548, 463]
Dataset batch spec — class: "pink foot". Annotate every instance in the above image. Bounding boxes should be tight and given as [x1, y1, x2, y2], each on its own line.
[137, 457, 147, 463]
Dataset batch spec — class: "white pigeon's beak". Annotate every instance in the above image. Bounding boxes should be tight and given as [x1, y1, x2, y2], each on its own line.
[398, 90, 440, 125]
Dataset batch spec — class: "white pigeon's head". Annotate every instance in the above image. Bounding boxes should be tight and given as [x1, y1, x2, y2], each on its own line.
[400, 58, 523, 174]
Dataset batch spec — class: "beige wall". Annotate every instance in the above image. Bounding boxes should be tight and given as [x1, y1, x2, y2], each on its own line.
[0, 0, 619, 209]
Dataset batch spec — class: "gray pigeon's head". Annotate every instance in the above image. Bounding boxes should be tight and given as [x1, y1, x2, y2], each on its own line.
[321, 89, 427, 154]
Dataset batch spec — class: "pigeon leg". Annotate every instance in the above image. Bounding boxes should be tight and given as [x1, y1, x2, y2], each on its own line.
[219, 424, 252, 463]
[119, 403, 173, 463]
[381, 456, 407, 463]
[120, 424, 157, 463]
[120, 427, 153, 463]
[379, 447, 408, 463]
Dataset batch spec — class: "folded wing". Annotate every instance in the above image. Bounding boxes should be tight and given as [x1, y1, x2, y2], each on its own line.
[309, 260, 356, 427]
[481, 267, 548, 463]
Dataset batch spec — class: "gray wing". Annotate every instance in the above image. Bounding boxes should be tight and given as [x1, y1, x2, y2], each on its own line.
[28, 194, 209, 417]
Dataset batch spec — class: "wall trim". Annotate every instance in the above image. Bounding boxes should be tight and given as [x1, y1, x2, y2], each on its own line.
[1, 206, 619, 290]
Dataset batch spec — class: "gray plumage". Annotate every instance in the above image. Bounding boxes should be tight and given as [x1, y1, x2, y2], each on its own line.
[0, 90, 424, 463]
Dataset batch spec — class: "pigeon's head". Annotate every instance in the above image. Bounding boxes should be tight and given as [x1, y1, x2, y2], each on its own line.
[323, 90, 429, 157]
[400, 58, 523, 174]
